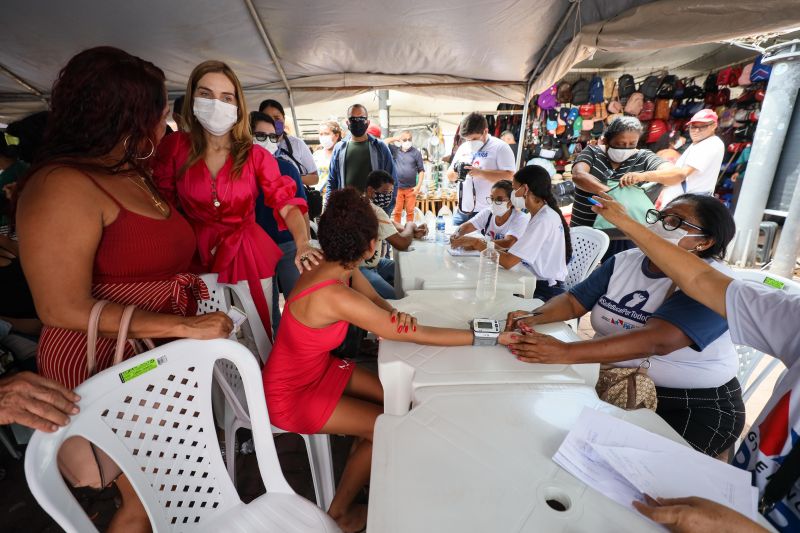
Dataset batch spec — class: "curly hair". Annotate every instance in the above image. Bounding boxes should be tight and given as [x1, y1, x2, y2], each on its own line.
[33, 46, 166, 175]
[318, 188, 378, 267]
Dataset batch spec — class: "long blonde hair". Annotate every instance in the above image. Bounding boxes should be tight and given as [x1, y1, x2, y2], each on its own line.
[182, 60, 252, 178]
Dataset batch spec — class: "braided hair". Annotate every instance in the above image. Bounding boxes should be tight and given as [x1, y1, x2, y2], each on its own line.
[513, 165, 572, 263]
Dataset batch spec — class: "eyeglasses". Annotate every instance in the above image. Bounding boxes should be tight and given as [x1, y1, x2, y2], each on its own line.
[254, 132, 280, 143]
[485, 196, 509, 206]
[645, 209, 707, 233]
[688, 123, 715, 131]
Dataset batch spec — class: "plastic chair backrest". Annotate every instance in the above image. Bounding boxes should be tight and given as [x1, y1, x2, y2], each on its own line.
[24, 339, 292, 532]
[198, 273, 231, 314]
[564, 226, 610, 290]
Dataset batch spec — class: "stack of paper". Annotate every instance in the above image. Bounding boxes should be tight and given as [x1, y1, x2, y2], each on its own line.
[447, 247, 480, 257]
[553, 408, 759, 520]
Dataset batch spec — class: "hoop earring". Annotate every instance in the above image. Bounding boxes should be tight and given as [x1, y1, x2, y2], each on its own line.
[123, 136, 156, 160]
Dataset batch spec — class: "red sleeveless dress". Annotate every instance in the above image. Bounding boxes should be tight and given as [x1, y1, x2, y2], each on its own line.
[37, 174, 206, 389]
[262, 279, 354, 434]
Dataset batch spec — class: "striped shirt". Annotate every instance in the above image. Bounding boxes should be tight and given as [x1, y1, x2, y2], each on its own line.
[571, 145, 665, 227]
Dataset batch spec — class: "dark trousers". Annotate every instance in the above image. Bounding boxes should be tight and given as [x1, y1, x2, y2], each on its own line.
[533, 280, 566, 302]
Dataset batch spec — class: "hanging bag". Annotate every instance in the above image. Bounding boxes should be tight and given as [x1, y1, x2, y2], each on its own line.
[56, 301, 155, 489]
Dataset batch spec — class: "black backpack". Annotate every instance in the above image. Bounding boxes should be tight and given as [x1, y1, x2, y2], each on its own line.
[618, 74, 636, 98]
[703, 73, 719, 94]
[640, 75, 661, 100]
[571, 79, 590, 105]
[683, 78, 705, 100]
[656, 75, 678, 99]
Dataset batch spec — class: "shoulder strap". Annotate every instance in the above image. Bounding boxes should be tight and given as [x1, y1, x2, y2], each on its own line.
[482, 214, 493, 236]
[287, 279, 345, 305]
[73, 169, 125, 208]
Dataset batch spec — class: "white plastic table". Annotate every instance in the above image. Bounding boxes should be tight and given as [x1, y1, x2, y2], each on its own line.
[379, 290, 597, 415]
[368, 386, 686, 533]
[394, 240, 538, 298]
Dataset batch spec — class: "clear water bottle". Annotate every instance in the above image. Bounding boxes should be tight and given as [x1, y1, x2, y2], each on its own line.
[476, 239, 499, 301]
[436, 215, 446, 243]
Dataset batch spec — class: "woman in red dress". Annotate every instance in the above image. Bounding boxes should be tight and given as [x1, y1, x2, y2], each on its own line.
[17, 47, 233, 533]
[152, 61, 319, 340]
[263, 188, 516, 532]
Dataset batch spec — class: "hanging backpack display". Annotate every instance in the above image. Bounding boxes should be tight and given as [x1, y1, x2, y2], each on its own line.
[579, 104, 595, 119]
[717, 66, 743, 87]
[638, 100, 655, 121]
[618, 74, 636, 99]
[646, 120, 668, 144]
[538, 84, 558, 110]
[673, 79, 686, 100]
[592, 120, 605, 136]
[738, 63, 754, 87]
[683, 79, 705, 100]
[703, 73, 719, 94]
[607, 100, 623, 114]
[624, 92, 645, 116]
[589, 76, 605, 103]
[571, 79, 590, 105]
[715, 88, 731, 106]
[654, 99, 671, 121]
[750, 55, 772, 82]
[656, 75, 678, 99]
[557, 81, 573, 104]
[640, 75, 661, 100]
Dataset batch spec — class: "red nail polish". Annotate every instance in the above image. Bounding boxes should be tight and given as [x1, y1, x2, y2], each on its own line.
[391, 316, 396, 323]
[405, 325, 409, 332]
[413, 326, 417, 332]
[397, 326, 401, 332]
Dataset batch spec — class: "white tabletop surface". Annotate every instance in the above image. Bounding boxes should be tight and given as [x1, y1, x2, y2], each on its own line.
[378, 290, 598, 415]
[369, 386, 687, 533]
[394, 240, 538, 298]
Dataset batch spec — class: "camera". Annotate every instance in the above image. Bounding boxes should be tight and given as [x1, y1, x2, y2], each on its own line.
[552, 180, 575, 207]
[454, 161, 471, 181]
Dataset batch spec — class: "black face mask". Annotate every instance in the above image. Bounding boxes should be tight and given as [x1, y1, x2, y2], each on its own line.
[349, 117, 369, 137]
[373, 191, 393, 210]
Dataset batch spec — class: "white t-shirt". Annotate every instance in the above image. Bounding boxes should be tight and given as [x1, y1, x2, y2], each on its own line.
[570, 249, 737, 388]
[727, 280, 800, 532]
[312, 149, 332, 191]
[468, 207, 529, 241]
[507, 205, 567, 285]
[279, 135, 318, 177]
[660, 135, 725, 206]
[362, 202, 398, 268]
[448, 135, 516, 213]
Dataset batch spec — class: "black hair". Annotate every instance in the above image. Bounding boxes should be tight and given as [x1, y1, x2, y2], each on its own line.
[513, 165, 572, 263]
[366, 169, 394, 190]
[491, 179, 513, 198]
[603, 116, 643, 145]
[460, 112, 488, 137]
[0, 132, 18, 160]
[259, 99, 285, 116]
[347, 103, 368, 117]
[249, 111, 275, 131]
[318, 188, 378, 267]
[6, 111, 48, 163]
[173, 95, 185, 114]
[666, 194, 736, 260]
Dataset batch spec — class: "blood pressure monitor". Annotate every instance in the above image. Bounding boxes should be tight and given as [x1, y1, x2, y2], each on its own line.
[471, 318, 501, 346]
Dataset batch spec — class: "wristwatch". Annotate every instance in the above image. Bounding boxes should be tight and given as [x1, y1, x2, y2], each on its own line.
[472, 318, 501, 346]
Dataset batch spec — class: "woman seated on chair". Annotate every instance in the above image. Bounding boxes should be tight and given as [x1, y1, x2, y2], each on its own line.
[449, 180, 529, 250]
[483, 165, 571, 302]
[505, 194, 743, 458]
[262, 188, 515, 532]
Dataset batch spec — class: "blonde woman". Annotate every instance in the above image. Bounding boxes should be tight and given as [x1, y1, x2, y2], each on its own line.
[153, 61, 320, 338]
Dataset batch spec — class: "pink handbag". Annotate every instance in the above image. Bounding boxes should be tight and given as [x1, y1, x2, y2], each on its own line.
[56, 301, 155, 489]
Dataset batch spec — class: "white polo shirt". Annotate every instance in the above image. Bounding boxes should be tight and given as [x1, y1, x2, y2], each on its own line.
[449, 135, 516, 213]
[469, 207, 529, 241]
[279, 135, 318, 177]
[660, 135, 725, 206]
[507, 205, 567, 285]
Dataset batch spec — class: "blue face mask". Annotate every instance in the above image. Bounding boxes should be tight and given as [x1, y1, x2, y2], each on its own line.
[274, 119, 285, 136]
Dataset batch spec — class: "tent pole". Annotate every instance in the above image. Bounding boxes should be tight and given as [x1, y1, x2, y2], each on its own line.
[242, 0, 301, 137]
[515, 81, 531, 169]
[730, 39, 800, 267]
[770, 159, 800, 278]
[0, 64, 47, 105]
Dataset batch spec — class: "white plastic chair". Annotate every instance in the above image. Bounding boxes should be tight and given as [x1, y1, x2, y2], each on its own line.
[732, 270, 798, 401]
[564, 226, 610, 290]
[198, 273, 336, 511]
[24, 339, 340, 533]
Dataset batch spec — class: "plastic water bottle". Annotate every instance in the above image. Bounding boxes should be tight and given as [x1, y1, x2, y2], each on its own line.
[476, 239, 500, 301]
[436, 215, 446, 243]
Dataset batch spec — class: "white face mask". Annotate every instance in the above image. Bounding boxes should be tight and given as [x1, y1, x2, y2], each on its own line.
[647, 222, 707, 245]
[319, 134, 335, 150]
[401, 140, 413, 151]
[606, 147, 637, 163]
[511, 187, 527, 211]
[468, 137, 486, 153]
[193, 97, 238, 136]
[254, 139, 279, 154]
[490, 202, 510, 218]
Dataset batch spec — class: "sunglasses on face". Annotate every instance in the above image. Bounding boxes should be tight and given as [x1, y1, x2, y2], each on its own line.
[645, 209, 706, 233]
[254, 132, 280, 142]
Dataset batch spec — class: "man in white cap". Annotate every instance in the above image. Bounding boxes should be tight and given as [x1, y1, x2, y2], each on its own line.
[620, 109, 724, 205]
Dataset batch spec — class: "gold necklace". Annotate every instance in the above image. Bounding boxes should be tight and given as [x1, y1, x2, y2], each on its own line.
[126, 175, 169, 217]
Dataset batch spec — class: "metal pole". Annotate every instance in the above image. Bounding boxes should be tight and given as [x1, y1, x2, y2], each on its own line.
[0, 63, 47, 105]
[515, 82, 531, 169]
[770, 158, 800, 277]
[242, 0, 301, 137]
[730, 40, 800, 266]
[378, 90, 390, 138]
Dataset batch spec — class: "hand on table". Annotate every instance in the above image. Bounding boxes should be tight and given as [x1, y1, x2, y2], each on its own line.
[450, 236, 481, 250]
[633, 495, 769, 533]
[0, 372, 80, 432]
[506, 329, 566, 363]
[391, 309, 417, 333]
[413, 224, 428, 239]
[295, 241, 324, 272]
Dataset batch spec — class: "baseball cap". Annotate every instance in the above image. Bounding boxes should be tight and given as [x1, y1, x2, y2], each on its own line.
[687, 109, 718, 124]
